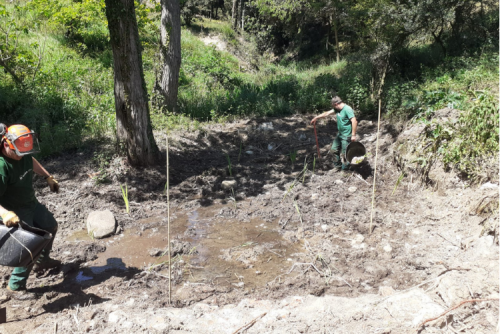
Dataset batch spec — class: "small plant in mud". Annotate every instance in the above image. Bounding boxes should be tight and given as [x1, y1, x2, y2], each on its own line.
[312, 156, 316, 174]
[93, 170, 111, 185]
[301, 158, 308, 183]
[226, 154, 232, 176]
[283, 162, 309, 201]
[289, 150, 297, 164]
[120, 184, 130, 214]
[228, 188, 237, 210]
[392, 172, 405, 196]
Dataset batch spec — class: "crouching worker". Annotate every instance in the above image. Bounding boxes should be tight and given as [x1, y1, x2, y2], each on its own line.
[0, 124, 60, 300]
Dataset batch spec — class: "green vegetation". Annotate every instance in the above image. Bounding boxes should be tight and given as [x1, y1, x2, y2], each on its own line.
[225, 153, 232, 176]
[120, 184, 129, 214]
[0, 0, 497, 182]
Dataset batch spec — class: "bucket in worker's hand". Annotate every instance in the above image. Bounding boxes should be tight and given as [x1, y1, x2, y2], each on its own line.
[0, 221, 52, 267]
[346, 141, 367, 166]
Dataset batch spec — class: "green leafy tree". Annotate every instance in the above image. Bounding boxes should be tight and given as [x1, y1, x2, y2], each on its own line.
[0, 4, 42, 85]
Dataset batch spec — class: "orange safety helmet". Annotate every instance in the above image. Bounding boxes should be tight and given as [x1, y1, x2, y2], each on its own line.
[2, 124, 40, 156]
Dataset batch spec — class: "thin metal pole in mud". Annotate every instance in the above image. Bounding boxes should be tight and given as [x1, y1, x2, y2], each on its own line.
[166, 136, 171, 304]
[314, 123, 321, 159]
[369, 99, 382, 234]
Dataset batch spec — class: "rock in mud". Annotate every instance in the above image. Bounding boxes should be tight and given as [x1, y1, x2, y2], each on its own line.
[150, 240, 194, 257]
[149, 248, 163, 257]
[258, 122, 274, 131]
[348, 186, 357, 193]
[382, 288, 445, 327]
[86, 210, 116, 239]
[335, 180, 343, 185]
[378, 286, 395, 296]
[221, 180, 237, 190]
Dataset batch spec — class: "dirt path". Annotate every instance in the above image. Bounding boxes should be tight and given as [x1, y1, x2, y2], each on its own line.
[0, 115, 497, 333]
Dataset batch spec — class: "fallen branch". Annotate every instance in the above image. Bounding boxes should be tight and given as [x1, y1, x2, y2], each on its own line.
[415, 298, 499, 332]
[287, 262, 323, 275]
[355, 174, 369, 185]
[436, 233, 458, 247]
[231, 312, 267, 334]
[267, 248, 283, 258]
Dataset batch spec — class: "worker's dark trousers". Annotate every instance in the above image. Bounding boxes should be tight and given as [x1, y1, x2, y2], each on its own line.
[331, 136, 350, 170]
[9, 203, 58, 291]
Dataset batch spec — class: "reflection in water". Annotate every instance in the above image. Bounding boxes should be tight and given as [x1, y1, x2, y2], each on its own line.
[90, 258, 127, 274]
[75, 271, 93, 283]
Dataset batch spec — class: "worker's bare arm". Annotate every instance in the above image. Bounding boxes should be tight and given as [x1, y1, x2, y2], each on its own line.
[32, 157, 51, 178]
[311, 109, 336, 124]
[351, 117, 358, 141]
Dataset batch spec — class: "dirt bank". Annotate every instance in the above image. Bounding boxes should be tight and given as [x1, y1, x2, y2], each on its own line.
[0, 115, 497, 333]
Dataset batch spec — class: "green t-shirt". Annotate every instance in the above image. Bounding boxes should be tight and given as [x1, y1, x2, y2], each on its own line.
[0, 155, 37, 213]
[336, 105, 355, 139]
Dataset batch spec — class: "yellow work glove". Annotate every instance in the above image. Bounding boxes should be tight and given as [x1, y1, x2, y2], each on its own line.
[46, 175, 59, 193]
[1, 211, 20, 227]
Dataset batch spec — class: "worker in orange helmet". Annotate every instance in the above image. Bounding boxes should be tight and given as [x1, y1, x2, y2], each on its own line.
[0, 124, 60, 300]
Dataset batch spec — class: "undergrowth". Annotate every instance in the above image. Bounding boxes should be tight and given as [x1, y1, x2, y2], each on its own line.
[0, 2, 497, 184]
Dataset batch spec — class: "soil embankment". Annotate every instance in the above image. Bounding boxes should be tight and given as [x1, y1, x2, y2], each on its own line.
[0, 115, 497, 333]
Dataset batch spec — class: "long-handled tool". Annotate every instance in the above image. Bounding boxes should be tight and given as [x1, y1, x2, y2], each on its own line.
[313, 122, 321, 159]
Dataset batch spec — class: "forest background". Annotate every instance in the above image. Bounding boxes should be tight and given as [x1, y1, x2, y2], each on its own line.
[0, 0, 498, 182]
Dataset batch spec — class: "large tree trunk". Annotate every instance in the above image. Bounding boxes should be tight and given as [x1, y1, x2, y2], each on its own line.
[157, 0, 181, 113]
[232, 0, 239, 29]
[104, 0, 158, 166]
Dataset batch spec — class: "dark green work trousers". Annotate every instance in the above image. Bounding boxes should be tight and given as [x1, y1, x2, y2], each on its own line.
[8, 202, 58, 291]
[331, 136, 350, 171]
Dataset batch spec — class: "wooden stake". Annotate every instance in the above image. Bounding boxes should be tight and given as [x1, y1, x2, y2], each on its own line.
[166, 135, 171, 304]
[369, 99, 382, 234]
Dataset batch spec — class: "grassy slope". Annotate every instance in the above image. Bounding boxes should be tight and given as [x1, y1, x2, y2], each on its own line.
[0, 8, 497, 181]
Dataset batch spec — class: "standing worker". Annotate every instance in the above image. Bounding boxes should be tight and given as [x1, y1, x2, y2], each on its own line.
[0, 124, 60, 300]
[311, 96, 358, 171]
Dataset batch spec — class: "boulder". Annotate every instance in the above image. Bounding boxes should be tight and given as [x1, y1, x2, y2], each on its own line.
[87, 210, 116, 239]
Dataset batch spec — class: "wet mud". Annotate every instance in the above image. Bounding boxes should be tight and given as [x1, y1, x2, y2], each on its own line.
[0, 115, 497, 333]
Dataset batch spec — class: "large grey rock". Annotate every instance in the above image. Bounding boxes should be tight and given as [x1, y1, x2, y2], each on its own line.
[87, 210, 116, 239]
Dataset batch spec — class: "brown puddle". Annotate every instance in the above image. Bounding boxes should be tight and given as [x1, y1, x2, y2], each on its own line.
[70, 204, 304, 289]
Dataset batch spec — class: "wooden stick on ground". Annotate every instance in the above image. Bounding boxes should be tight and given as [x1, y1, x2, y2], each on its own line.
[415, 298, 499, 332]
[166, 135, 171, 305]
[231, 312, 267, 334]
[369, 98, 382, 234]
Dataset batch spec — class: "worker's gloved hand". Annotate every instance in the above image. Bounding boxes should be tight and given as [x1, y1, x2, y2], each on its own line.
[46, 176, 59, 193]
[1, 211, 20, 227]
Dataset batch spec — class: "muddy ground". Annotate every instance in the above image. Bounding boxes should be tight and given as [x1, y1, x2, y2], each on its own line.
[0, 115, 498, 333]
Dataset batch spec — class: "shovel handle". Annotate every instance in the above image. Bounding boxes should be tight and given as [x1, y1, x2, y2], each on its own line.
[314, 123, 321, 160]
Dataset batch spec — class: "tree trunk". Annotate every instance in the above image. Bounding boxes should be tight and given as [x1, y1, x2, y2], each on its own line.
[332, 16, 340, 62]
[104, 0, 158, 166]
[157, 0, 181, 113]
[232, 0, 239, 29]
[432, 27, 447, 56]
[239, 0, 244, 30]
